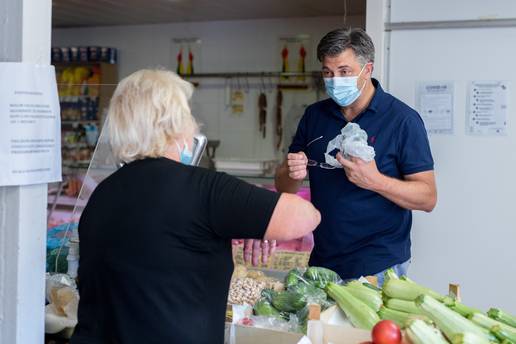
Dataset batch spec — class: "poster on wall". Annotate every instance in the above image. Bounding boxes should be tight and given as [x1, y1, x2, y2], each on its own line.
[0, 63, 62, 186]
[230, 89, 245, 115]
[171, 38, 202, 76]
[415, 81, 454, 135]
[467, 81, 508, 136]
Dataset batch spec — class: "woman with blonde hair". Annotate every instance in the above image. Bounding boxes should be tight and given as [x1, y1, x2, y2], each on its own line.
[71, 69, 320, 344]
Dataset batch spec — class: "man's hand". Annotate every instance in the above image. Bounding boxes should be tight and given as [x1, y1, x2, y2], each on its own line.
[243, 239, 277, 266]
[337, 153, 437, 211]
[336, 153, 385, 191]
[287, 152, 308, 180]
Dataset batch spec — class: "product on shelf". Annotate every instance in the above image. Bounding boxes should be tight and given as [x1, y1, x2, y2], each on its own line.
[54, 61, 117, 172]
[51, 46, 117, 64]
[65, 177, 82, 198]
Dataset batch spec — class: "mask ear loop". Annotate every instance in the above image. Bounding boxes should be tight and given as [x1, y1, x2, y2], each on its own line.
[183, 139, 191, 153]
[357, 62, 370, 92]
[174, 140, 183, 155]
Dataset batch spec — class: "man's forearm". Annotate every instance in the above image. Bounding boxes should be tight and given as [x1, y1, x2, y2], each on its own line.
[372, 174, 437, 212]
[275, 164, 303, 194]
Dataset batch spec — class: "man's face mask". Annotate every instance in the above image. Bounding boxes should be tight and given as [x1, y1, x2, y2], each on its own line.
[324, 63, 368, 107]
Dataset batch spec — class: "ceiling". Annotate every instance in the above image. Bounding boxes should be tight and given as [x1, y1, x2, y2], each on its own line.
[52, 0, 365, 28]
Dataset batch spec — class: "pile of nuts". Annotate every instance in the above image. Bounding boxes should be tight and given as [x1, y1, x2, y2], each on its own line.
[227, 277, 267, 305]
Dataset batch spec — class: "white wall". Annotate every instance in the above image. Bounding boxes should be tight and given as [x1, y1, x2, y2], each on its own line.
[390, 0, 516, 22]
[0, 0, 51, 342]
[52, 16, 364, 160]
[377, 0, 516, 313]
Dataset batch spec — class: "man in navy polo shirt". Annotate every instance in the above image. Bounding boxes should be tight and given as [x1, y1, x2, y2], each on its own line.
[273, 28, 437, 284]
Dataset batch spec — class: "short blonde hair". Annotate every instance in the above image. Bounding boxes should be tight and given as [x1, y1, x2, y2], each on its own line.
[107, 69, 198, 163]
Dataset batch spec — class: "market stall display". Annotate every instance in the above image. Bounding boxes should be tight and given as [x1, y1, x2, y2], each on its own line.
[228, 266, 516, 344]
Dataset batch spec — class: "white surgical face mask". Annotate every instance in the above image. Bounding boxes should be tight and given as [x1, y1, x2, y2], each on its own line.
[175, 140, 193, 165]
[324, 63, 368, 107]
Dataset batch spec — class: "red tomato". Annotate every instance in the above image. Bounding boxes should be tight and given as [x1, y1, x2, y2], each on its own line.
[372, 320, 402, 344]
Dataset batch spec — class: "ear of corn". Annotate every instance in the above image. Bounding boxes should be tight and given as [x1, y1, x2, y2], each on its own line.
[405, 319, 449, 344]
[469, 313, 516, 338]
[378, 306, 411, 328]
[326, 282, 380, 330]
[378, 306, 431, 328]
[415, 295, 491, 341]
[488, 309, 516, 329]
[383, 278, 445, 302]
[491, 325, 516, 343]
[384, 268, 399, 282]
[345, 280, 383, 312]
[450, 332, 492, 344]
[443, 296, 483, 317]
[386, 298, 424, 315]
[363, 282, 382, 292]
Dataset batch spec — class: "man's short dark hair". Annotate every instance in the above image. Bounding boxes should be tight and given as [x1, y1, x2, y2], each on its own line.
[317, 28, 375, 65]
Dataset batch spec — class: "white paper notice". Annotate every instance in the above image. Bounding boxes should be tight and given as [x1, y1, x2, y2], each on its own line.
[416, 82, 454, 134]
[467, 81, 508, 136]
[0, 63, 62, 186]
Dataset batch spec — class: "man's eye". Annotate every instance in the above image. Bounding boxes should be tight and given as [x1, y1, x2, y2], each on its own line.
[322, 71, 332, 77]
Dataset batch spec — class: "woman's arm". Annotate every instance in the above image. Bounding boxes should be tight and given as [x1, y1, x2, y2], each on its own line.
[263, 193, 320, 241]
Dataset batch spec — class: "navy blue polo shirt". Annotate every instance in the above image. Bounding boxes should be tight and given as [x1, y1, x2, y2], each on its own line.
[289, 79, 434, 279]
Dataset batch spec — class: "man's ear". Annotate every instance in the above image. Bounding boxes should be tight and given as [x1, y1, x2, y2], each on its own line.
[367, 63, 374, 78]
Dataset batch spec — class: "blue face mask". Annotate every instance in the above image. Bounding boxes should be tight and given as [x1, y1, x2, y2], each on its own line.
[175, 140, 193, 165]
[324, 64, 368, 107]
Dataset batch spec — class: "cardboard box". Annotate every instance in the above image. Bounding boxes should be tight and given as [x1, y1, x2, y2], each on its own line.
[225, 322, 370, 344]
[227, 324, 305, 344]
[225, 304, 371, 344]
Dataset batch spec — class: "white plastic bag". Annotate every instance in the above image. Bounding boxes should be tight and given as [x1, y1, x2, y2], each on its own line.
[45, 282, 79, 337]
[45, 303, 77, 334]
[324, 123, 375, 167]
[45, 273, 77, 303]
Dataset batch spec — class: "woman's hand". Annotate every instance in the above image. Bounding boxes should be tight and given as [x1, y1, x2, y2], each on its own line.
[242, 239, 277, 266]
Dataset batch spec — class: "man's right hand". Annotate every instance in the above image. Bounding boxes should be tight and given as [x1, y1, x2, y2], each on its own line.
[287, 152, 308, 180]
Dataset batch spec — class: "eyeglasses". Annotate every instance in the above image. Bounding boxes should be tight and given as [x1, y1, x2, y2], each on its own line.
[305, 136, 337, 169]
[307, 159, 337, 169]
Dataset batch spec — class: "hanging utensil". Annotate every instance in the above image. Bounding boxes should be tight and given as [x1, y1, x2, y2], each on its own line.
[275, 90, 283, 151]
[258, 92, 267, 139]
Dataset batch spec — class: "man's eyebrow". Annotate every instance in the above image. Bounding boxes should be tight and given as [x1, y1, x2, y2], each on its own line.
[322, 65, 352, 70]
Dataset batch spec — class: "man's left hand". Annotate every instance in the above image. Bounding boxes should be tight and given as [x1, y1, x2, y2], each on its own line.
[336, 153, 384, 191]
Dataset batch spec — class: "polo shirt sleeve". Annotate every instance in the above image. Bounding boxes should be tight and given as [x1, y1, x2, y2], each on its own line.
[397, 113, 434, 175]
[206, 172, 281, 239]
[288, 109, 309, 153]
